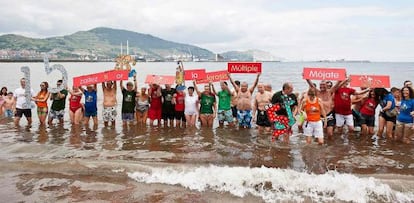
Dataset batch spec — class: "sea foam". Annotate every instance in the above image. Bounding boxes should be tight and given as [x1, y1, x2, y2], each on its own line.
[128, 165, 414, 203]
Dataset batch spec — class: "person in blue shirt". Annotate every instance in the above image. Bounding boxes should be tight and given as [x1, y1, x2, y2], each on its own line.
[395, 87, 414, 144]
[372, 88, 396, 141]
[82, 84, 98, 129]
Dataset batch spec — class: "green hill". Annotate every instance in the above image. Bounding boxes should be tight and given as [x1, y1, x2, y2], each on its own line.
[0, 27, 214, 61]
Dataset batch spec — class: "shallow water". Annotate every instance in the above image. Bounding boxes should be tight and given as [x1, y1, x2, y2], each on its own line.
[0, 61, 414, 202]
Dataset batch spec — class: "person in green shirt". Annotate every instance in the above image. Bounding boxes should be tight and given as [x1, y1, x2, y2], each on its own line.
[48, 80, 68, 126]
[194, 81, 216, 127]
[120, 75, 137, 126]
[212, 81, 234, 127]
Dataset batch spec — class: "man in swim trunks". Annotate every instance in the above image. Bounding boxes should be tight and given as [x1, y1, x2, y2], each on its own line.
[48, 80, 68, 126]
[228, 73, 261, 129]
[212, 81, 234, 127]
[102, 81, 117, 127]
[253, 83, 273, 133]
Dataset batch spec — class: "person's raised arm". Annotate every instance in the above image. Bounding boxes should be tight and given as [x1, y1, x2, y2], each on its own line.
[306, 79, 316, 89]
[133, 75, 138, 92]
[211, 82, 217, 95]
[193, 80, 201, 97]
[249, 73, 261, 93]
[94, 83, 98, 93]
[227, 72, 239, 93]
[101, 82, 106, 91]
[120, 80, 125, 91]
[354, 88, 370, 95]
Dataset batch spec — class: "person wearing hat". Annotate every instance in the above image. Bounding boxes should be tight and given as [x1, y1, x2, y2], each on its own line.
[120, 75, 137, 126]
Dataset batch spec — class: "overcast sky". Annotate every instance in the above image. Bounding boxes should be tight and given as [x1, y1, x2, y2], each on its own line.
[0, 0, 413, 61]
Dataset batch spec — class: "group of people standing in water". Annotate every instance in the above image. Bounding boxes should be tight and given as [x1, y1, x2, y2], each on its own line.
[1, 71, 413, 145]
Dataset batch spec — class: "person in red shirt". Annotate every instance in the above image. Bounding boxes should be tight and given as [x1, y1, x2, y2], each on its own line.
[359, 89, 378, 136]
[334, 78, 370, 140]
[172, 87, 186, 128]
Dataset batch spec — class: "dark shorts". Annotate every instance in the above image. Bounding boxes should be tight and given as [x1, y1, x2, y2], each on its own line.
[85, 111, 97, 118]
[162, 108, 175, 120]
[15, 108, 32, 118]
[325, 111, 336, 127]
[256, 110, 271, 127]
[174, 111, 186, 121]
[360, 113, 375, 127]
[122, 113, 134, 121]
[352, 109, 363, 127]
[379, 112, 396, 123]
[231, 106, 237, 118]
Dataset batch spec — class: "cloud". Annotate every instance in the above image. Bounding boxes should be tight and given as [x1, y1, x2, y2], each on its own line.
[0, 0, 413, 61]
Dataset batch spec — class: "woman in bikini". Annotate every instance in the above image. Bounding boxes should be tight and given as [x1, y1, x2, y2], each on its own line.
[135, 87, 150, 126]
[32, 82, 50, 126]
[69, 86, 83, 125]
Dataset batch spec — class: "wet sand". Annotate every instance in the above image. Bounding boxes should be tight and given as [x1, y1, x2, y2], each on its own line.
[0, 118, 413, 202]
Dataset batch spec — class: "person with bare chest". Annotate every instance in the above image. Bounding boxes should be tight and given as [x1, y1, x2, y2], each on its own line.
[102, 81, 117, 127]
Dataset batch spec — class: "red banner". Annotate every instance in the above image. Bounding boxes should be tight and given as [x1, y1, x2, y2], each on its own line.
[197, 70, 229, 84]
[73, 70, 129, 86]
[145, 75, 176, 85]
[303, 67, 346, 81]
[184, 69, 207, 80]
[350, 75, 390, 88]
[228, 62, 262, 73]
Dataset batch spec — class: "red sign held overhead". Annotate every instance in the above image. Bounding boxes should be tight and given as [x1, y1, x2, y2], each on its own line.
[73, 70, 129, 86]
[197, 70, 229, 84]
[303, 67, 346, 81]
[228, 62, 262, 73]
[350, 75, 390, 88]
[145, 75, 176, 85]
[184, 69, 207, 80]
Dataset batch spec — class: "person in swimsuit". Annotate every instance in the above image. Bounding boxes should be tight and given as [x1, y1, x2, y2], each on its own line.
[194, 81, 216, 128]
[148, 83, 162, 127]
[135, 87, 150, 126]
[69, 86, 83, 125]
[184, 86, 199, 127]
[32, 82, 50, 126]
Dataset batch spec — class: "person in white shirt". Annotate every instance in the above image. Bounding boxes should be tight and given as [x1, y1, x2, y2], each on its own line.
[14, 78, 35, 127]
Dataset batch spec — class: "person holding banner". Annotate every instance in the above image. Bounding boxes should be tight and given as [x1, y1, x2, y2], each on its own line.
[172, 87, 186, 128]
[228, 73, 261, 129]
[184, 86, 198, 127]
[102, 81, 117, 128]
[120, 75, 137, 126]
[68, 86, 83, 125]
[48, 80, 68, 126]
[394, 87, 414, 144]
[32, 82, 50, 126]
[82, 84, 98, 128]
[161, 84, 176, 128]
[148, 83, 162, 127]
[194, 81, 216, 128]
[305, 79, 337, 140]
[14, 78, 35, 127]
[334, 78, 369, 142]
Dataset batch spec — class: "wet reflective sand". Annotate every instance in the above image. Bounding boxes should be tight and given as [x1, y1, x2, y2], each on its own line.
[0, 117, 413, 202]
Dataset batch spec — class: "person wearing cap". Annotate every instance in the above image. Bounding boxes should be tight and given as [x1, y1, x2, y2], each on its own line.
[120, 75, 137, 126]
[48, 80, 68, 126]
[81, 84, 98, 128]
